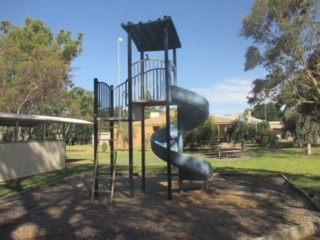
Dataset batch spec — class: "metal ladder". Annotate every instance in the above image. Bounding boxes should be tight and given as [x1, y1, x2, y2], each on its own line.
[91, 114, 122, 203]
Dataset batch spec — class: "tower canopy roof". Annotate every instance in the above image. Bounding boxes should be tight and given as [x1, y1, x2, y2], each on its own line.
[121, 16, 181, 52]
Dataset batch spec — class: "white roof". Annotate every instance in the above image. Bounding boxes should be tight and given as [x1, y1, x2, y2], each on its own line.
[0, 112, 93, 126]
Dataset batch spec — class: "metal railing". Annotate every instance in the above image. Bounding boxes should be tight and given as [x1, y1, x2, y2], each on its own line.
[95, 80, 129, 120]
[95, 81, 112, 119]
[95, 58, 176, 120]
[131, 58, 176, 102]
[113, 80, 129, 119]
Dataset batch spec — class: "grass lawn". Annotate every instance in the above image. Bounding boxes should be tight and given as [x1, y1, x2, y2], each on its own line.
[187, 145, 320, 202]
[1, 144, 319, 203]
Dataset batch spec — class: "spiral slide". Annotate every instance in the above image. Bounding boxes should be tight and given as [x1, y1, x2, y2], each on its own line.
[150, 85, 214, 182]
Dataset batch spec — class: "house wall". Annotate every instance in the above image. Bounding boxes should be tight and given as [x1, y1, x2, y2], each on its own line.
[0, 140, 66, 182]
[218, 124, 230, 140]
[269, 121, 284, 139]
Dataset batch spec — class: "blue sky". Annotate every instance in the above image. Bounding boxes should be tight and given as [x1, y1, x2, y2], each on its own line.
[1, 0, 264, 116]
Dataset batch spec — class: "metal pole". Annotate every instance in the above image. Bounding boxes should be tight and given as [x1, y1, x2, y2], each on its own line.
[118, 37, 122, 85]
[62, 123, 66, 140]
[173, 48, 177, 84]
[141, 106, 146, 191]
[110, 85, 115, 181]
[43, 123, 46, 141]
[127, 32, 134, 197]
[140, 51, 144, 100]
[15, 121, 18, 142]
[164, 20, 172, 200]
[93, 78, 99, 197]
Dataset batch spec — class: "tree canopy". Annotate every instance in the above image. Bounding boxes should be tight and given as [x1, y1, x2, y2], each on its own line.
[282, 108, 320, 143]
[226, 119, 256, 149]
[251, 102, 283, 121]
[0, 17, 83, 114]
[184, 117, 218, 149]
[241, 0, 320, 117]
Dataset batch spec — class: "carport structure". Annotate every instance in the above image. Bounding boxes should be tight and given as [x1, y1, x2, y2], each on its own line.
[0, 112, 92, 182]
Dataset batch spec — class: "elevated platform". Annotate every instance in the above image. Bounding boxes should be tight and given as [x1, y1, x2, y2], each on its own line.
[132, 99, 167, 106]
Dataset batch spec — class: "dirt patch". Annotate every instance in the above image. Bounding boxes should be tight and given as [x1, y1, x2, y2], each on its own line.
[0, 174, 319, 240]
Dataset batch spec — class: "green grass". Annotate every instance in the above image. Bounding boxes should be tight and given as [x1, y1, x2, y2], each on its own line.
[0, 145, 168, 197]
[1, 144, 319, 203]
[65, 144, 169, 173]
[0, 165, 93, 197]
[187, 146, 320, 202]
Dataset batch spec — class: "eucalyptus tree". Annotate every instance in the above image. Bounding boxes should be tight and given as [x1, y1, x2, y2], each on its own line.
[64, 87, 94, 144]
[241, 0, 320, 116]
[0, 17, 83, 114]
[252, 103, 283, 121]
[282, 108, 320, 144]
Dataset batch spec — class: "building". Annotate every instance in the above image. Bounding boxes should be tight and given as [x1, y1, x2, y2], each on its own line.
[211, 115, 233, 141]
[96, 111, 174, 149]
[98, 110, 277, 148]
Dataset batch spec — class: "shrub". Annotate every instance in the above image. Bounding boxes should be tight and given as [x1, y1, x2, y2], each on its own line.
[101, 142, 108, 152]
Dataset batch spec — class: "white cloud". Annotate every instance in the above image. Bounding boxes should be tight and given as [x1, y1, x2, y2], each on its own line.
[191, 78, 252, 104]
[186, 78, 253, 115]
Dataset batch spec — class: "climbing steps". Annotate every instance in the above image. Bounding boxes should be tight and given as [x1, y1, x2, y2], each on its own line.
[91, 118, 121, 203]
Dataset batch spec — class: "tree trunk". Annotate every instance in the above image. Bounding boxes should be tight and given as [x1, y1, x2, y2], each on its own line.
[307, 143, 312, 155]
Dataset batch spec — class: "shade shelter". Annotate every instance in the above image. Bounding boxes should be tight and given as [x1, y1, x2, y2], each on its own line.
[0, 112, 92, 182]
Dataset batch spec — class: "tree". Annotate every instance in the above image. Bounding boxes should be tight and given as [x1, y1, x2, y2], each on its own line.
[255, 121, 277, 148]
[226, 119, 256, 149]
[252, 103, 283, 121]
[0, 17, 83, 114]
[184, 118, 218, 149]
[64, 87, 94, 144]
[282, 108, 320, 144]
[65, 87, 93, 119]
[241, 0, 320, 115]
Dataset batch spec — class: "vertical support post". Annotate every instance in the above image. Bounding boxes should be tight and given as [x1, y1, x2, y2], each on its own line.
[164, 20, 172, 200]
[177, 108, 183, 153]
[174, 48, 181, 153]
[93, 78, 99, 196]
[140, 51, 144, 100]
[140, 51, 146, 191]
[28, 127, 32, 141]
[62, 123, 66, 140]
[127, 32, 134, 197]
[15, 121, 18, 142]
[174, 47, 182, 187]
[43, 123, 46, 141]
[110, 85, 115, 182]
[141, 105, 146, 191]
[173, 48, 177, 84]
[177, 103, 183, 190]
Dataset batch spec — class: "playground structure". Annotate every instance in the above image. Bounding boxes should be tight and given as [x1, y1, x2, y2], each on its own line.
[92, 16, 214, 201]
